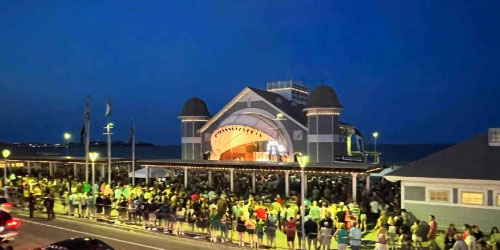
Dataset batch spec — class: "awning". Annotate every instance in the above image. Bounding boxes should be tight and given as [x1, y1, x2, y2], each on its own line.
[128, 167, 172, 178]
[371, 166, 400, 177]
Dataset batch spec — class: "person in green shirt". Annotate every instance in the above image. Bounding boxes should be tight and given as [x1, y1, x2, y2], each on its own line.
[83, 182, 91, 194]
[411, 220, 423, 249]
[335, 223, 349, 250]
[488, 227, 500, 250]
[256, 218, 265, 248]
[309, 201, 321, 224]
[122, 185, 130, 199]
[209, 207, 219, 242]
[351, 203, 360, 224]
[286, 204, 297, 223]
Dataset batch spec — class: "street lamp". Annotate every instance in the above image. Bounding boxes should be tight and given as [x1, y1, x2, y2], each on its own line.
[372, 131, 379, 152]
[63, 132, 71, 157]
[297, 154, 309, 250]
[104, 122, 114, 184]
[2, 149, 11, 185]
[89, 152, 99, 196]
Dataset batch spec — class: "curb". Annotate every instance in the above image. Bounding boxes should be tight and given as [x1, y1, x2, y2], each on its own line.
[12, 208, 275, 250]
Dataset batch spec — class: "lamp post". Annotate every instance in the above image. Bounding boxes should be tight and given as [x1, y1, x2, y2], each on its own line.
[372, 132, 379, 164]
[372, 132, 379, 152]
[297, 154, 309, 250]
[63, 132, 71, 157]
[104, 122, 114, 184]
[89, 152, 99, 196]
[2, 149, 11, 185]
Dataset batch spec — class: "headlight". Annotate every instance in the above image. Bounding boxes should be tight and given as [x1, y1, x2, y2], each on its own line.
[0, 226, 4, 232]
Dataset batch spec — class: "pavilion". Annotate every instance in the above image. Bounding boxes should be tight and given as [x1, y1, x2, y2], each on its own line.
[3, 81, 382, 202]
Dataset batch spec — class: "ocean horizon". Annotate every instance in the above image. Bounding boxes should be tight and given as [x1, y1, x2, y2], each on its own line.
[1, 143, 451, 166]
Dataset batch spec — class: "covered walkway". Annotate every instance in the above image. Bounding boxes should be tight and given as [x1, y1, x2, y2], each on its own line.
[3, 156, 381, 202]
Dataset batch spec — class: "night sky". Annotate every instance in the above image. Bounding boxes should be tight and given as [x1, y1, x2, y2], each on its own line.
[1, 1, 499, 145]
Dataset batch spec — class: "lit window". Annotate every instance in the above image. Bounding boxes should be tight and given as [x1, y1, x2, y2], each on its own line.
[461, 192, 484, 205]
[497, 194, 500, 207]
[488, 128, 500, 146]
[429, 190, 449, 202]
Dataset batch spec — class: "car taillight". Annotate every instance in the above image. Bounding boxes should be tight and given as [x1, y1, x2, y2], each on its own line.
[6, 219, 19, 229]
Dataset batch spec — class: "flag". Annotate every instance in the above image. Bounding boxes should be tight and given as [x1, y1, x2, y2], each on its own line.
[129, 124, 135, 144]
[84, 102, 90, 121]
[80, 125, 86, 143]
[105, 99, 112, 118]
[81, 102, 90, 143]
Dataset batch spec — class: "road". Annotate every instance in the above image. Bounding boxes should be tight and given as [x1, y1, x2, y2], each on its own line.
[6, 211, 226, 250]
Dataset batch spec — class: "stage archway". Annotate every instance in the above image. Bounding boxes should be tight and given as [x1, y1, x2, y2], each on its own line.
[210, 109, 293, 162]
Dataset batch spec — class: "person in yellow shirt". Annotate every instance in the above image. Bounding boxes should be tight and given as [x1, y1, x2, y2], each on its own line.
[319, 201, 329, 220]
[104, 184, 114, 198]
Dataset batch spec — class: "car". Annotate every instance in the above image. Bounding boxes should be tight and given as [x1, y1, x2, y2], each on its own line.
[0, 210, 19, 242]
[0, 189, 13, 212]
[36, 237, 115, 250]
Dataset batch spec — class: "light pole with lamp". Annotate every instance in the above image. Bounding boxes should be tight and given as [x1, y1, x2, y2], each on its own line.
[63, 132, 71, 157]
[89, 152, 99, 196]
[297, 154, 309, 250]
[372, 132, 379, 152]
[104, 122, 114, 184]
[372, 132, 379, 163]
[2, 149, 10, 185]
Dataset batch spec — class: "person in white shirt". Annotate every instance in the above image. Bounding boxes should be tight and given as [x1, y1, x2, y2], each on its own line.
[465, 233, 477, 250]
[370, 199, 379, 219]
[349, 222, 362, 250]
[453, 234, 468, 250]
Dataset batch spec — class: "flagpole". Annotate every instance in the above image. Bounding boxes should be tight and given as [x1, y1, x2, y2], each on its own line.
[131, 124, 136, 186]
[106, 120, 112, 184]
[85, 106, 90, 183]
[105, 100, 112, 184]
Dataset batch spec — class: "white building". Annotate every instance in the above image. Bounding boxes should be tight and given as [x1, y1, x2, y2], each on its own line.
[385, 129, 500, 229]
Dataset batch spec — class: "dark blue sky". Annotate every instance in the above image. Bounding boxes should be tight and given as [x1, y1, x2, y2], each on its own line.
[1, 1, 499, 145]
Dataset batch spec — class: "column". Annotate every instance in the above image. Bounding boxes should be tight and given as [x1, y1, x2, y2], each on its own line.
[184, 167, 188, 188]
[27, 161, 31, 175]
[304, 173, 308, 195]
[208, 171, 213, 187]
[352, 173, 358, 202]
[73, 163, 78, 177]
[53, 163, 58, 175]
[285, 170, 290, 197]
[365, 175, 371, 194]
[401, 184, 406, 209]
[229, 168, 234, 192]
[145, 166, 150, 186]
[101, 164, 105, 181]
[252, 172, 256, 193]
[49, 162, 53, 177]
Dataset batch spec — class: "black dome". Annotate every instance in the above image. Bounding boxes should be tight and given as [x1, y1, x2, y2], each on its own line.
[179, 97, 211, 117]
[306, 85, 343, 109]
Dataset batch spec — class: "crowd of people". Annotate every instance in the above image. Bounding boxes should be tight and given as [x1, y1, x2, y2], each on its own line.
[1, 172, 499, 250]
[367, 209, 500, 250]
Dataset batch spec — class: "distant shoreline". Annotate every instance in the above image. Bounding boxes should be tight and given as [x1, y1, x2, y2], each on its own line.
[0, 143, 451, 166]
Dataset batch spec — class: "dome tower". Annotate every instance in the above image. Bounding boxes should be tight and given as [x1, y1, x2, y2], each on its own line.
[179, 97, 211, 160]
[303, 85, 344, 163]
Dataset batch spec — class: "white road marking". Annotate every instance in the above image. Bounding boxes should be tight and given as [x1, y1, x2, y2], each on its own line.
[19, 219, 166, 250]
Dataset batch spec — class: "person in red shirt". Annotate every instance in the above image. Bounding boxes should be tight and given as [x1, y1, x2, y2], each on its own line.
[428, 215, 438, 250]
[276, 195, 284, 205]
[255, 203, 267, 221]
[190, 191, 199, 203]
[286, 216, 297, 250]
[461, 224, 471, 240]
